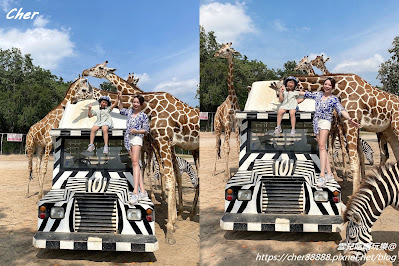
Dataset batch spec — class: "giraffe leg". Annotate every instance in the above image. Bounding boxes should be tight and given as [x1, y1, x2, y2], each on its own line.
[158, 142, 177, 244]
[188, 149, 199, 220]
[377, 132, 389, 165]
[223, 126, 232, 182]
[358, 138, 366, 181]
[235, 119, 240, 155]
[212, 119, 222, 176]
[188, 186, 199, 221]
[173, 154, 184, 221]
[26, 137, 35, 197]
[38, 143, 52, 199]
[328, 129, 338, 180]
[381, 122, 399, 161]
[346, 126, 361, 194]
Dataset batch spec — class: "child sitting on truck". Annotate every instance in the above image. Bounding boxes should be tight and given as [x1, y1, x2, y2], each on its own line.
[87, 95, 120, 154]
[274, 76, 304, 136]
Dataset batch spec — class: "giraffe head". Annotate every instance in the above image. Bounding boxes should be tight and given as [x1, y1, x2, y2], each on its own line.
[294, 55, 311, 71]
[310, 54, 331, 73]
[69, 76, 93, 104]
[214, 42, 240, 59]
[127, 72, 140, 87]
[81, 61, 117, 79]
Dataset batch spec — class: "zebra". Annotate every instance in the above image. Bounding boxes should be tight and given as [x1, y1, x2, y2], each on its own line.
[341, 162, 399, 264]
[153, 155, 198, 188]
[333, 137, 374, 165]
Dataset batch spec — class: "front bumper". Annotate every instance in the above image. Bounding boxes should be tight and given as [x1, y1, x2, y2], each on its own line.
[33, 232, 158, 252]
[220, 213, 343, 232]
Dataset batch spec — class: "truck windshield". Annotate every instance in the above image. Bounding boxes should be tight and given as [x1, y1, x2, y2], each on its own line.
[61, 138, 132, 171]
[249, 120, 318, 153]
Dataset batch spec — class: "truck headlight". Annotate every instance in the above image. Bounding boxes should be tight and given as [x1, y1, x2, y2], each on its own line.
[314, 191, 328, 202]
[50, 207, 65, 219]
[127, 209, 142, 220]
[237, 189, 252, 201]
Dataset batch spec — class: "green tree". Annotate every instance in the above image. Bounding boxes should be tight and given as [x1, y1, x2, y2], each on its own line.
[378, 36, 399, 95]
[0, 48, 69, 133]
[100, 81, 117, 92]
[199, 27, 303, 112]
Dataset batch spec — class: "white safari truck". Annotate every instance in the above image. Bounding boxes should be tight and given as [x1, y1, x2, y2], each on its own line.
[33, 100, 158, 252]
[220, 81, 345, 233]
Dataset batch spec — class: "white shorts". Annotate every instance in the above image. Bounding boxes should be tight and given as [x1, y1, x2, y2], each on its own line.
[129, 135, 143, 146]
[318, 119, 331, 131]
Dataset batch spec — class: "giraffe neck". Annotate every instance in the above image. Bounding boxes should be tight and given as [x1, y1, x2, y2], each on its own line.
[106, 73, 143, 94]
[227, 57, 237, 103]
[319, 65, 331, 75]
[60, 80, 79, 107]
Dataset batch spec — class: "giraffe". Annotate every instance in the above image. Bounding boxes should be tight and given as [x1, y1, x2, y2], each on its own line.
[212, 42, 241, 181]
[126, 72, 140, 87]
[82, 64, 200, 244]
[26, 77, 92, 198]
[295, 73, 399, 193]
[310, 54, 331, 75]
[82, 61, 144, 94]
[294, 55, 316, 75]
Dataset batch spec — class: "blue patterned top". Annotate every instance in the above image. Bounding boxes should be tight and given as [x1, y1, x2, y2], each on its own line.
[119, 109, 150, 150]
[304, 91, 345, 134]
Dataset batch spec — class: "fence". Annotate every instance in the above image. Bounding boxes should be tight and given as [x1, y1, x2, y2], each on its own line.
[0, 133, 26, 155]
[200, 112, 215, 132]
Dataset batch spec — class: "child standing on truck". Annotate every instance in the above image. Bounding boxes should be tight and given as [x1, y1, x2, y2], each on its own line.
[87, 95, 119, 154]
[274, 76, 304, 136]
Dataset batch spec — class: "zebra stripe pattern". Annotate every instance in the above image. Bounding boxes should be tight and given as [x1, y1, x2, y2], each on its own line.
[153, 155, 198, 188]
[342, 162, 399, 262]
[333, 137, 374, 165]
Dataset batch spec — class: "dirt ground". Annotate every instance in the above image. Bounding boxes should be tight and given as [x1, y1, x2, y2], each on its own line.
[0, 154, 199, 265]
[200, 132, 399, 266]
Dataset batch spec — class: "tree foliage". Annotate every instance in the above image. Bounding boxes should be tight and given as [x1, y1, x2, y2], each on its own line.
[0, 48, 70, 133]
[378, 36, 399, 95]
[100, 81, 117, 92]
[199, 26, 304, 112]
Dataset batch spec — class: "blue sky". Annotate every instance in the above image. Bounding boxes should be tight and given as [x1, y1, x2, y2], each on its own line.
[0, 0, 199, 107]
[200, 0, 399, 86]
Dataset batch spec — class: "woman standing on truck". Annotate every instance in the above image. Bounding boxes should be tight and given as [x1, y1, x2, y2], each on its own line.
[118, 91, 150, 205]
[298, 77, 360, 187]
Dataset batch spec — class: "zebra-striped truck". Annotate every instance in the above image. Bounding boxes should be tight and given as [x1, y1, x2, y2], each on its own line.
[220, 81, 346, 233]
[33, 100, 158, 252]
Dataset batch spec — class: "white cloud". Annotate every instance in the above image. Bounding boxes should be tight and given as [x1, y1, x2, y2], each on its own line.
[332, 54, 384, 73]
[135, 73, 150, 84]
[272, 19, 287, 32]
[200, 2, 256, 43]
[33, 15, 49, 28]
[153, 78, 198, 95]
[92, 44, 105, 56]
[0, 0, 18, 12]
[0, 27, 74, 69]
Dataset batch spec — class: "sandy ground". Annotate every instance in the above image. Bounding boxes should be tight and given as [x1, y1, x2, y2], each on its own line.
[200, 132, 399, 266]
[0, 154, 199, 265]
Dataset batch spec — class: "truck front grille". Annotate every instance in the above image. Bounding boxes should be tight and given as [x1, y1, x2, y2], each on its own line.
[261, 177, 304, 214]
[74, 193, 118, 233]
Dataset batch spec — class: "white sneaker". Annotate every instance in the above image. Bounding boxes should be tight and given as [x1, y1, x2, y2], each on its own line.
[87, 144, 95, 152]
[103, 145, 109, 154]
[128, 194, 139, 207]
[139, 190, 148, 200]
[274, 127, 282, 134]
[317, 176, 326, 187]
[290, 129, 295, 136]
[325, 174, 334, 182]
